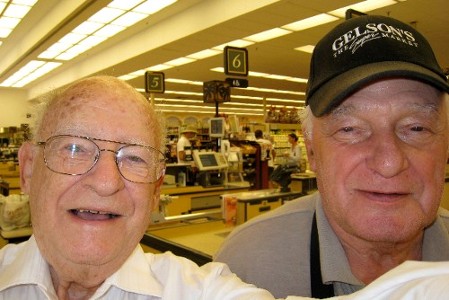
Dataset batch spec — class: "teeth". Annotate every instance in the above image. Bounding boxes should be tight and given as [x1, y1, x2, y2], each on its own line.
[78, 209, 110, 215]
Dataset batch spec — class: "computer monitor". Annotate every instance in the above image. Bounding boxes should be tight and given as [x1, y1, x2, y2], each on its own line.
[209, 117, 225, 138]
[193, 150, 228, 171]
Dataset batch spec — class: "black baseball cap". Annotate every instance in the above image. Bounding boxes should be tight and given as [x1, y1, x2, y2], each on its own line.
[306, 15, 449, 117]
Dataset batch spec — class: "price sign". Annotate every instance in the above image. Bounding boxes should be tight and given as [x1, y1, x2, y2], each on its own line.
[225, 77, 248, 88]
[224, 46, 248, 76]
[145, 71, 165, 93]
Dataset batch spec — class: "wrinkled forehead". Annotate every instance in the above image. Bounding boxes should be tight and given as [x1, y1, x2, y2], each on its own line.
[38, 79, 156, 142]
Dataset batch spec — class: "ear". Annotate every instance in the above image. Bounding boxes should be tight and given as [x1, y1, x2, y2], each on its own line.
[18, 142, 35, 194]
[304, 138, 317, 172]
[150, 175, 164, 212]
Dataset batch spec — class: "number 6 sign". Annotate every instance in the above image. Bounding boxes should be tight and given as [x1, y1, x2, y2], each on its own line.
[224, 46, 248, 76]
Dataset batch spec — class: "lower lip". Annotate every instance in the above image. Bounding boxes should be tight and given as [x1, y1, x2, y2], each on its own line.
[359, 190, 408, 203]
[70, 210, 119, 221]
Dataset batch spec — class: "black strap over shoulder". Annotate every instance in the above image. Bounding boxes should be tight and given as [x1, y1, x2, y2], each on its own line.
[310, 212, 335, 298]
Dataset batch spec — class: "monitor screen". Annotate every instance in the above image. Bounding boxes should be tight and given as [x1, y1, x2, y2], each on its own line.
[193, 150, 228, 171]
[209, 117, 225, 137]
[199, 153, 218, 167]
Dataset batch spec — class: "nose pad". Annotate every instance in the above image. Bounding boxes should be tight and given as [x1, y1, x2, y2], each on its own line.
[96, 148, 122, 177]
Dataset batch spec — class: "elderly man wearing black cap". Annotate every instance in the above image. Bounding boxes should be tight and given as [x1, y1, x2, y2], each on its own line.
[215, 15, 449, 298]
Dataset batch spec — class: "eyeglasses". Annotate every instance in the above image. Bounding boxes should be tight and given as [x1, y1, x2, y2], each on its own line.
[36, 135, 166, 184]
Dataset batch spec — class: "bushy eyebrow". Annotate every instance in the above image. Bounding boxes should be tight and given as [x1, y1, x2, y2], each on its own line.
[329, 102, 440, 119]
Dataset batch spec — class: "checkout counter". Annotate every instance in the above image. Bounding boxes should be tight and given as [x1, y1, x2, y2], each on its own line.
[143, 149, 315, 265]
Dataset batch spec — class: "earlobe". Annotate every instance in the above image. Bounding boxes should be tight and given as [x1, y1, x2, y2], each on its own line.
[304, 139, 317, 171]
[150, 176, 164, 212]
[18, 142, 35, 194]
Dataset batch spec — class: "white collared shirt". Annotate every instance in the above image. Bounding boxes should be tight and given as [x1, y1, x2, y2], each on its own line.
[0, 236, 274, 299]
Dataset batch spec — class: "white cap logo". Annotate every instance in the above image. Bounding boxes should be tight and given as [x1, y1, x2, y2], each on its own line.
[332, 22, 418, 58]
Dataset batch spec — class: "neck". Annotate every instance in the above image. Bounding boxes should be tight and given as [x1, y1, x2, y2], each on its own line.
[50, 265, 105, 300]
[341, 236, 423, 284]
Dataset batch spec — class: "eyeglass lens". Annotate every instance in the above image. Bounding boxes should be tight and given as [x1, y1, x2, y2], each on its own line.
[42, 135, 165, 183]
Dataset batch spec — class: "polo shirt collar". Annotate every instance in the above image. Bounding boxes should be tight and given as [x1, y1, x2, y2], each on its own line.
[315, 197, 449, 287]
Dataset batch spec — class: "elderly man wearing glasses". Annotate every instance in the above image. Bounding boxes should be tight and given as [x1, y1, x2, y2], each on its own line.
[0, 76, 276, 300]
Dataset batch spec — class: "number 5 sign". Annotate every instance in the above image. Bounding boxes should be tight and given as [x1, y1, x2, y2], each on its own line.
[224, 46, 248, 76]
[145, 71, 165, 93]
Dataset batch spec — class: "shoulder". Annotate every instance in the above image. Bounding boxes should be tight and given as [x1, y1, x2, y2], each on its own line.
[437, 207, 449, 229]
[146, 252, 274, 299]
[235, 194, 315, 231]
[216, 194, 317, 256]
[0, 243, 20, 268]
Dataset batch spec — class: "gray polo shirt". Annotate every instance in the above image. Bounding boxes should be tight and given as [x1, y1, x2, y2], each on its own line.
[214, 192, 449, 298]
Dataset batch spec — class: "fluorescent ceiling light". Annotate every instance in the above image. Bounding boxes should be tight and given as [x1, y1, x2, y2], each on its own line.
[89, 7, 124, 24]
[14, 0, 38, 5]
[72, 21, 104, 35]
[286, 77, 308, 84]
[266, 97, 304, 104]
[155, 98, 203, 104]
[146, 64, 173, 71]
[165, 90, 203, 97]
[244, 27, 291, 42]
[265, 74, 291, 80]
[165, 78, 203, 86]
[213, 39, 254, 50]
[282, 13, 338, 31]
[187, 49, 221, 59]
[19, 60, 45, 74]
[112, 11, 147, 26]
[4, 4, 31, 18]
[78, 35, 107, 48]
[94, 24, 125, 37]
[134, 0, 177, 14]
[165, 57, 196, 66]
[118, 74, 137, 81]
[328, 0, 397, 18]
[231, 95, 264, 101]
[0, 60, 61, 87]
[58, 33, 87, 45]
[0, 28, 12, 38]
[294, 45, 315, 53]
[108, 0, 144, 10]
[1, 0, 178, 88]
[0, 17, 20, 28]
[0, 0, 37, 40]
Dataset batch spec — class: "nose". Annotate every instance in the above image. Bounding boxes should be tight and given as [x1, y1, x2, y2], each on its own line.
[87, 149, 125, 195]
[365, 132, 409, 178]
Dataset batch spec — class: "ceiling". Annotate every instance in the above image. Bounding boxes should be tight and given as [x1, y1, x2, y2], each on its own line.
[1, 0, 448, 119]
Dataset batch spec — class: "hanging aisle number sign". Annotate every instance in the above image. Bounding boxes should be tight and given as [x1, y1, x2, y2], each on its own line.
[145, 71, 165, 93]
[224, 46, 248, 76]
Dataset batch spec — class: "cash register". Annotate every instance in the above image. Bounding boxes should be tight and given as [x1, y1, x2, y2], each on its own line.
[192, 150, 228, 187]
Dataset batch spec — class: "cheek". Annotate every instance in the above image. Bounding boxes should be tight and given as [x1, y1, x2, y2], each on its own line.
[129, 184, 157, 216]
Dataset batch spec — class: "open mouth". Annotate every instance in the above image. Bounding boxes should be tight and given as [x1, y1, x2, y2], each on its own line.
[70, 209, 119, 220]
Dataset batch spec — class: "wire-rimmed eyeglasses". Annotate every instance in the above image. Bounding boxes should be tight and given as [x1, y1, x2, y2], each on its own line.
[36, 135, 166, 184]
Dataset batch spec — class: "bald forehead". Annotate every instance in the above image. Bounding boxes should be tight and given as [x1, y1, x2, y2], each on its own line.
[37, 76, 154, 139]
[57, 76, 145, 107]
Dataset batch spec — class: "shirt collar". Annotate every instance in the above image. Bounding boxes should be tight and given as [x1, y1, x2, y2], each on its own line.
[422, 207, 449, 260]
[315, 196, 449, 286]
[0, 235, 56, 297]
[93, 245, 163, 298]
[314, 197, 362, 286]
[0, 236, 163, 298]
